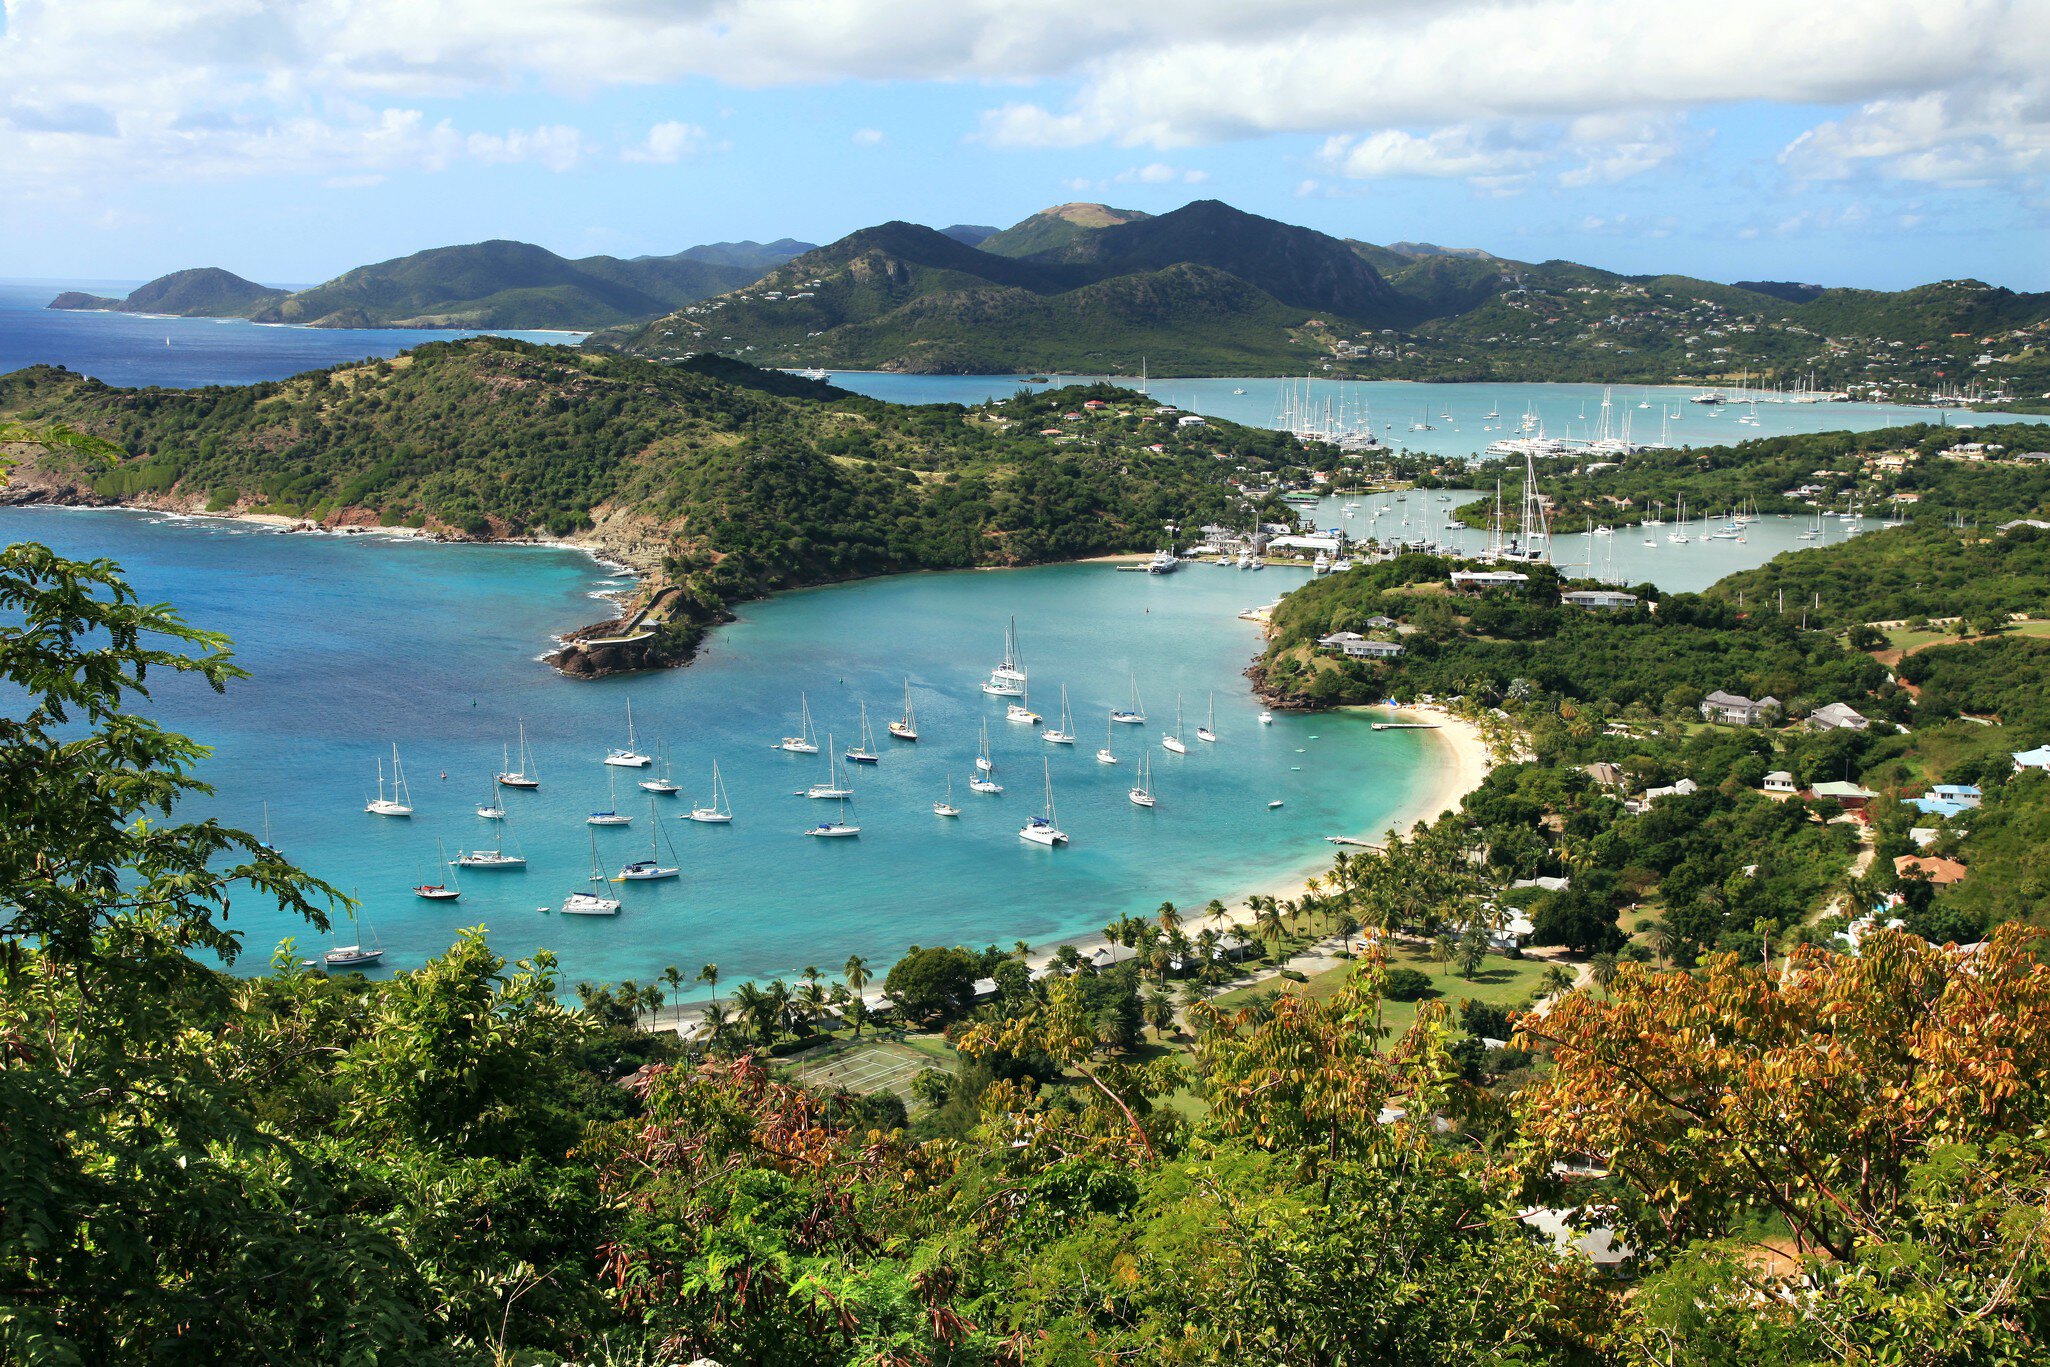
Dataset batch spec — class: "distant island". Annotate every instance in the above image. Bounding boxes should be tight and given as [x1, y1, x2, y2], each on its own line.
[54, 199, 2050, 400]
[49, 238, 815, 333]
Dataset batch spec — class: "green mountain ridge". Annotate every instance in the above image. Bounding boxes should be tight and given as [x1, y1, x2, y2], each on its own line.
[46, 238, 817, 333]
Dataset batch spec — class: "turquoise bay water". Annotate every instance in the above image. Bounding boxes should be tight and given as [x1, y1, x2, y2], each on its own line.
[823, 373, 2046, 460]
[3, 507, 1456, 992]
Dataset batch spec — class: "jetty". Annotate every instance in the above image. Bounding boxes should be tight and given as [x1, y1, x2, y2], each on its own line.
[1371, 721, 1440, 731]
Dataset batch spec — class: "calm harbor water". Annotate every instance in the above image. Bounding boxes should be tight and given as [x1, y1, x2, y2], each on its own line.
[4, 506, 1458, 991]
[0, 286, 1952, 990]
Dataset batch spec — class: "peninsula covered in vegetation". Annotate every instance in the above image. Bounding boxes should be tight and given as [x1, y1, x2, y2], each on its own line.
[0, 340, 1304, 674]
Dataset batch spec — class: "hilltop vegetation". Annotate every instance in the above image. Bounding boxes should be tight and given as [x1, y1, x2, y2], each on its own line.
[600, 198, 2050, 393]
[0, 340, 1303, 671]
[47, 238, 815, 332]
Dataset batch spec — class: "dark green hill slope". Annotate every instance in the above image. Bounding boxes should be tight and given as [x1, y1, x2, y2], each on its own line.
[48, 267, 286, 319]
[0, 341, 1300, 673]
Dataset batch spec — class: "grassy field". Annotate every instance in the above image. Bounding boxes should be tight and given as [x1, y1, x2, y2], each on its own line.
[1209, 942, 1557, 1036]
[777, 1034, 956, 1103]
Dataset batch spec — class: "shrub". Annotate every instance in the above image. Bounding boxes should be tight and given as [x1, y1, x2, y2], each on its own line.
[1383, 967, 1436, 1001]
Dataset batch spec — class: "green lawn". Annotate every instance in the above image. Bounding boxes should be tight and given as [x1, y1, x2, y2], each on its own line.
[1209, 943, 1556, 1037]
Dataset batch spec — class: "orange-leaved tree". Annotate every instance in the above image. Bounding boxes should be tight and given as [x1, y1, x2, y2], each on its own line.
[1514, 922, 2050, 1263]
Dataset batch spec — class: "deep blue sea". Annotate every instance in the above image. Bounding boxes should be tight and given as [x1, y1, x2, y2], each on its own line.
[0, 280, 1994, 993]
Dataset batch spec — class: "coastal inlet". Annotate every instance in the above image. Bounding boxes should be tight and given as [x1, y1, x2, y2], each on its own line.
[2, 506, 1461, 992]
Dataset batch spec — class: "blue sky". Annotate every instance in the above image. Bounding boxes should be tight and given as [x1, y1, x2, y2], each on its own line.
[2, 1, 2044, 290]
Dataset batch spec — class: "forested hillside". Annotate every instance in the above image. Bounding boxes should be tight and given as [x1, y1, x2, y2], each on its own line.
[0, 341, 1303, 672]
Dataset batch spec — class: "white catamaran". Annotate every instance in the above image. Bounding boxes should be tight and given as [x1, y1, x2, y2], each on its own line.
[1042, 684, 1076, 745]
[365, 743, 414, 817]
[616, 800, 682, 881]
[1129, 753, 1157, 808]
[605, 699, 652, 768]
[561, 829, 622, 914]
[1019, 759, 1068, 846]
[981, 616, 1027, 697]
[1110, 671, 1146, 724]
[587, 769, 633, 826]
[780, 693, 820, 754]
[1162, 694, 1188, 754]
[687, 760, 733, 823]
[808, 737, 855, 800]
[1096, 710, 1118, 765]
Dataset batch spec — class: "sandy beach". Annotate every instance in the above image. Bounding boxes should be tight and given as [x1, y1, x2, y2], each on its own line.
[650, 703, 1494, 1030]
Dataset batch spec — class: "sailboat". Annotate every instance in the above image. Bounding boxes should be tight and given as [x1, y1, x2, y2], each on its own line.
[365, 744, 414, 817]
[476, 773, 506, 821]
[1042, 684, 1076, 745]
[561, 829, 622, 914]
[888, 678, 919, 741]
[807, 736, 855, 799]
[981, 616, 1027, 697]
[256, 802, 278, 855]
[413, 839, 461, 900]
[934, 776, 961, 817]
[1196, 691, 1218, 744]
[805, 796, 861, 837]
[617, 800, 682, 880]
[1006, 680, 1040, 725]
[605, 700, 652, 767]
[587, 769, 633, 825]
[971, 721, 1002, 793]
[323, 905, 385, 967]
[1667, 494, 1691, 545]
[453, 810, 527, 868]
[1110, 672, 1146, 724]
[639, 740, 680, 794]
[1128, 753, 1157, 808]
[1162, 694, 1188, 754]
[497, 721, 541, 789]
[779, 694, 820, 753]
[845, 704, 880, 764]
[687, 760, 733, 823]
[1096, 711, 1118, 765]
[1019, 760, 1068, 846]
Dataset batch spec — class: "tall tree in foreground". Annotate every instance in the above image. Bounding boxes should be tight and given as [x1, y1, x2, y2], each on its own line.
[0, 543, 430, 1364]
[1517, 926, 2050, 1362]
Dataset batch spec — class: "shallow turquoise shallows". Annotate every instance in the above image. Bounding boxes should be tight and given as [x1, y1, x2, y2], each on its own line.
[5, 506, 1469, 992]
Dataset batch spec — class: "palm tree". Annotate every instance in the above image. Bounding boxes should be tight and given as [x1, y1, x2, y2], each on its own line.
[696, 962, 721, 1010]
[764, 980, 793, 1043]
[842, 954, 872, 1036]
[1143, 989, 1175, 1041]
[661, 964, 683, 1020]
[1103, 920, 1122, 963]
[1539, 963, 1575, 999]
[1012, 940, 1031, 961]
[1456, 922, 1489, 980]
[1648, 921, 1678, 969]
[1205, 898, 1228, 932]
[1432, 927, 1458, 975]
[1157, 900, 1183, 938]
[1589, 952, 1620, 996]
[730, 981, 767, 1046]
[1052, 943, 1082, 975]
[701, 999, 731, 1047]
[1254, 898, 1286, 954]
[797, 980, 828, 1036]
[1303, 876, 1324, 932]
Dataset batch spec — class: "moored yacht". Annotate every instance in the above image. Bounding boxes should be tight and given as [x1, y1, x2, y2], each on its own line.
[1019, 760, 1068, 846]
[604, 700, 652, 768]
[981, 616, 1028, 697]
[365, 744, 414, 817]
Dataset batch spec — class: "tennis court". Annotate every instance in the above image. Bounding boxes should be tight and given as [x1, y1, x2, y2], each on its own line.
[784, 1036, 947, 1103]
